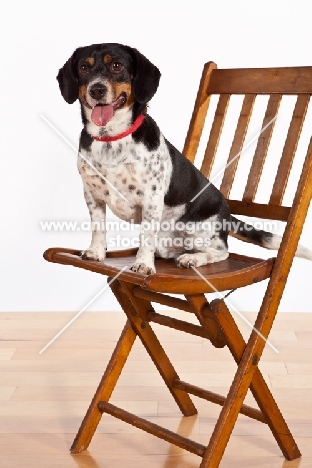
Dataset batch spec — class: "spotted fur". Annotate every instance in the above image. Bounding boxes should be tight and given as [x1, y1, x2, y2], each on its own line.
[57, 43, 312, 275]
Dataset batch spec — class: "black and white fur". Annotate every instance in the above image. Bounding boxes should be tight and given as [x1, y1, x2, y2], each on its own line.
[57, 43, 312, 275]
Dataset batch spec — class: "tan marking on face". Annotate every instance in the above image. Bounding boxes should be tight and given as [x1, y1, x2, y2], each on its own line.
[112, 82, 134, 107]
[86, 57, 95, 66]
[103, 54, 112, 64]
[79, 85, 92, 108]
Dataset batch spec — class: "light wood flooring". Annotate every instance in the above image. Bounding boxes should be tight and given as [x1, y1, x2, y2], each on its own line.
[0, 310, 312, 467]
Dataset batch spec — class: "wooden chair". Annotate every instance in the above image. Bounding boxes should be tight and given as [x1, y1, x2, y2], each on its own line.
[44, 63, 312, 467]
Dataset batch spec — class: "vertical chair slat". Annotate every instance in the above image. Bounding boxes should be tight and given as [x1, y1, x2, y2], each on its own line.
[200, 94, 231, 178]
[183, 62, 217, 163]
[269, 94, 310, 206]
[219, 94, 256, 198]
[242, 94, 282, 202]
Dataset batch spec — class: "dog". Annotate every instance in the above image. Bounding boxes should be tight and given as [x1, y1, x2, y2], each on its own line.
[57, 43, 312, 275]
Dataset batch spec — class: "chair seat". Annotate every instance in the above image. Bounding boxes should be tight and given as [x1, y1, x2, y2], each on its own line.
[44, 247, 275, 294]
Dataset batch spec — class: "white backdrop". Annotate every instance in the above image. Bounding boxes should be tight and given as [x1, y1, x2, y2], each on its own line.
[1, 0, 311, 313]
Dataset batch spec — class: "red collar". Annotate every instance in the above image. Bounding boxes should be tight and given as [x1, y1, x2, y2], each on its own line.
[92, 113, 145, 142]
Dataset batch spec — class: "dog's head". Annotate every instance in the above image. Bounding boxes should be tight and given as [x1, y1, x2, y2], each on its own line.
[57, 43, 161, 127]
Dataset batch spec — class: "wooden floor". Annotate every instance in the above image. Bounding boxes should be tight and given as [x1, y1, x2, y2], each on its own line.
[0, 310, 312, 468]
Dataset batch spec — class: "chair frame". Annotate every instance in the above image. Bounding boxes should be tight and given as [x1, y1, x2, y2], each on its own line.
[44, 62, 312, 467]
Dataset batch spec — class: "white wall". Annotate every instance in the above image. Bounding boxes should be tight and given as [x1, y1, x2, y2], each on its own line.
[1, 0, 312, 313]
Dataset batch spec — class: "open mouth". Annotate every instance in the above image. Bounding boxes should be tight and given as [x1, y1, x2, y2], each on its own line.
[91, 93, 126, 127]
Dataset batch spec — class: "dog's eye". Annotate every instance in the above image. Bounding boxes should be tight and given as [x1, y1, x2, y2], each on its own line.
[79, 63, 89, 74]
[111, 62, 123, 72]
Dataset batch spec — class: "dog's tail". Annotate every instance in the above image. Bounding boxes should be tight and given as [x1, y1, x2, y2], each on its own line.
[230, 215, 312, 260]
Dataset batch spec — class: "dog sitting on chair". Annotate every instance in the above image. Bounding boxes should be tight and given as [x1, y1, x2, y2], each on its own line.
[57, 43, 312, 275]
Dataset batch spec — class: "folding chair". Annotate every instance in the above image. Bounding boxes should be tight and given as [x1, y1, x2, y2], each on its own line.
[44, 62, 312, 467]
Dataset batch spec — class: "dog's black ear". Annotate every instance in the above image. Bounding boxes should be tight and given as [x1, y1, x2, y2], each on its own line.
[131, 48, 161, 104]
[56, 49, 81, 104]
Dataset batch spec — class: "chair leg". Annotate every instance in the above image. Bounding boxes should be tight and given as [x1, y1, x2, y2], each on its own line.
[209, 299, 301, 461]
[71, 319, 136, 454]
[187, 296, 301, 467]
[112, 280, 197, 417]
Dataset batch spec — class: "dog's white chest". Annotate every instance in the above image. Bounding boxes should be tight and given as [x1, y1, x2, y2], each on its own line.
[105, 163, 145, 221]
[78, 135, 173, 224]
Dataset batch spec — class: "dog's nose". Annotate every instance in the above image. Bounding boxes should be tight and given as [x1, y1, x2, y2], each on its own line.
[89, 84, 107, 101]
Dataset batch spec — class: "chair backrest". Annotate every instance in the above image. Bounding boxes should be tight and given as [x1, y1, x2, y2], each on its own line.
[183, 62, 312, 223]
[182, 62, 312, 362]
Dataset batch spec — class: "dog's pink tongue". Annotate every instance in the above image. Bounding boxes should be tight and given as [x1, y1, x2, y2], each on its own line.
[91, 105, 114, 126]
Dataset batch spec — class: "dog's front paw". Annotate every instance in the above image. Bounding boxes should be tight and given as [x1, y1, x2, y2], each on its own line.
[80, 247, 105, 262]
[176, 253, 197, 268]
[130, 262, 156, 275]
